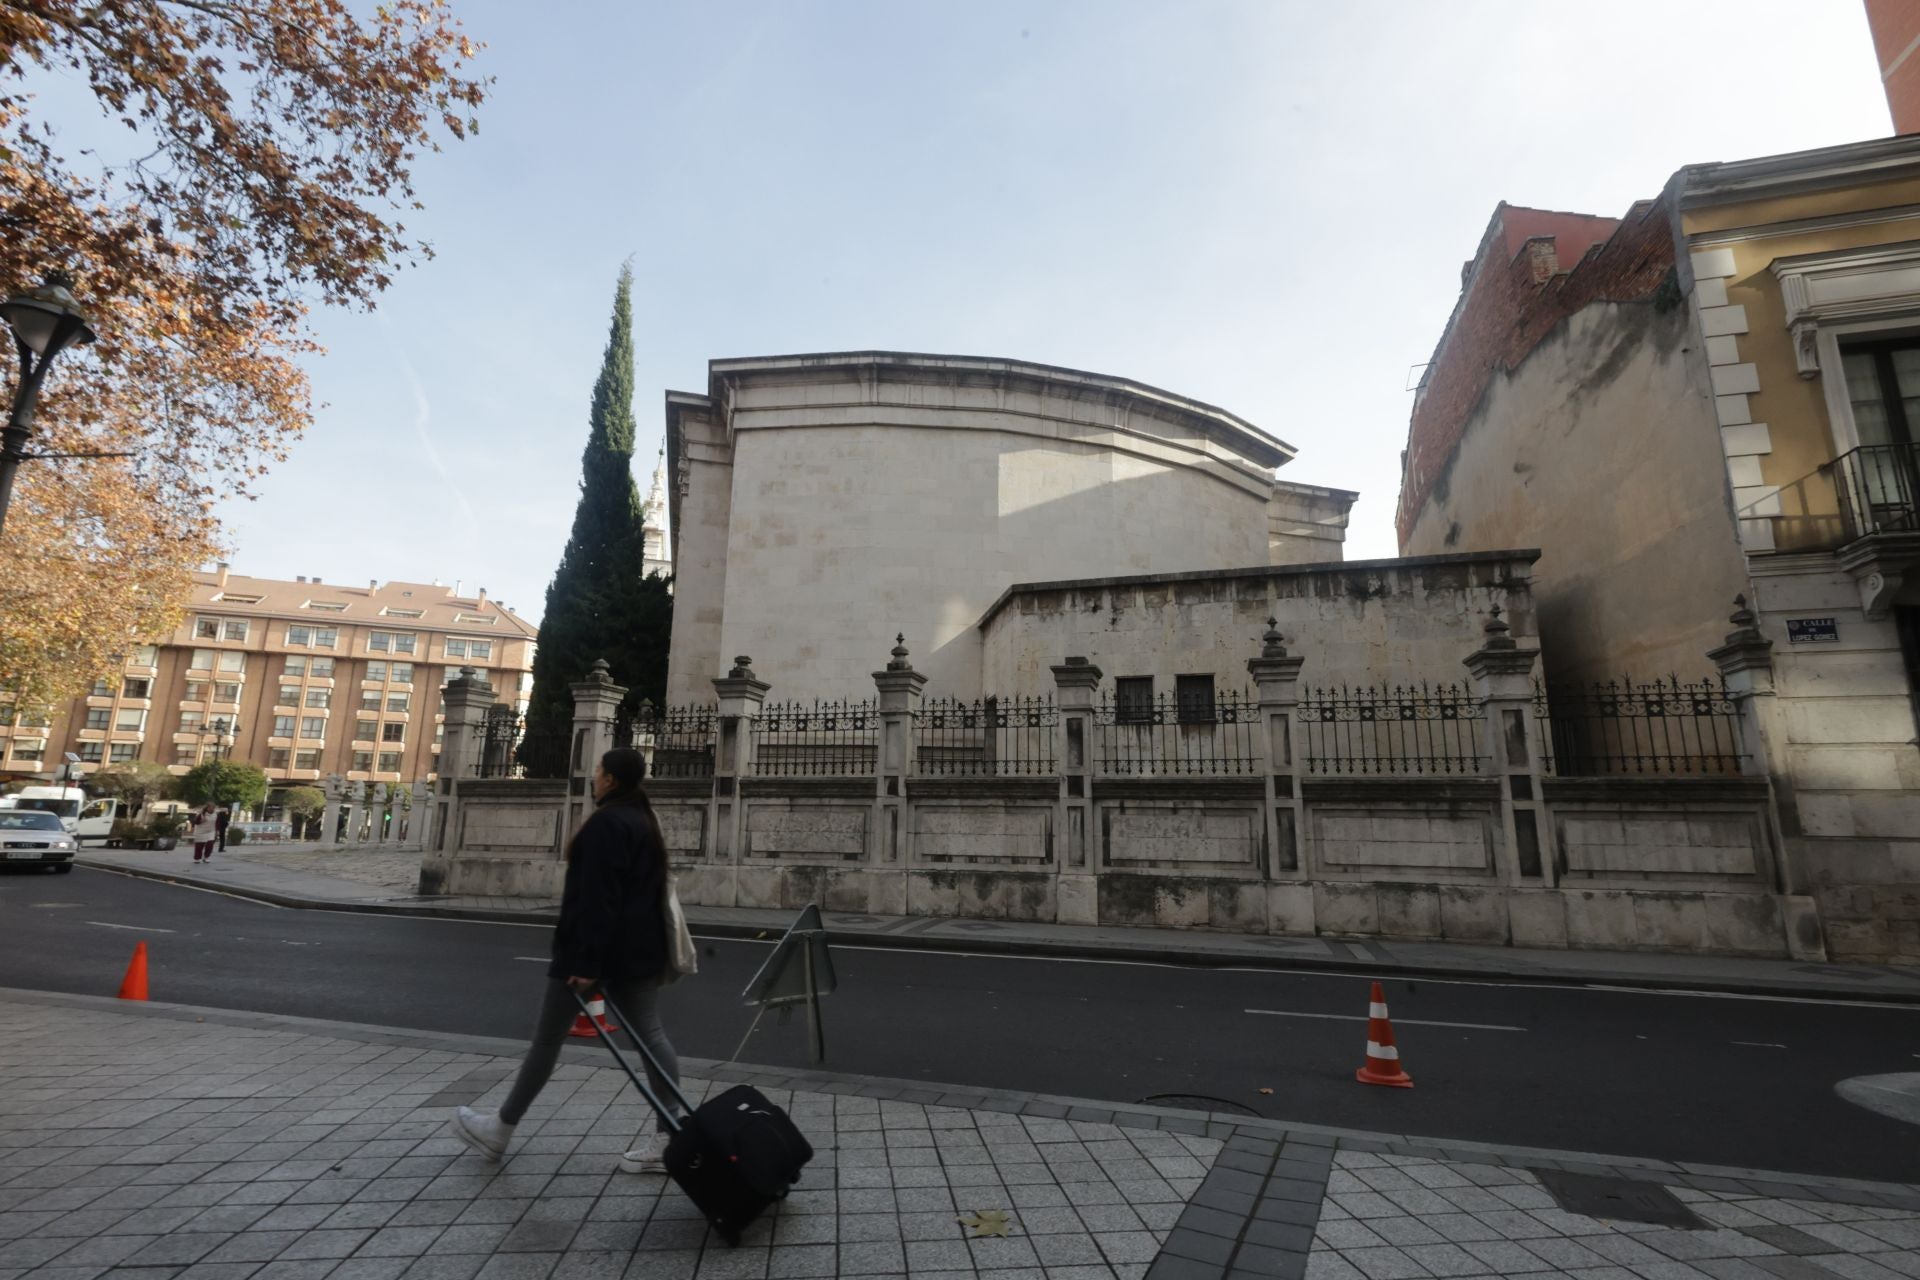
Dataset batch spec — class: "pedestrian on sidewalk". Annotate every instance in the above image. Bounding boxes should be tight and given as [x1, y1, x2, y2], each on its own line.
[214, 807, 230, 853]
[189, 804, 218, 863]
[450, 747, 687, 1174]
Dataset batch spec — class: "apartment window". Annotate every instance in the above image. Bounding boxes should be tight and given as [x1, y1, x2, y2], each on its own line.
[191, 648, 215, 670]
[195, 617, 248, 641]
[300, 717, 325, 740]
[352, 750, 374, 771]
[1176, 674, 1217, 725]
[109, 744, 137, 764]
[305, 689, 331, 709]
[90, 678, 112, 697]
[383, 607, 423, 618]
[1840, 339, 1920, 531]
[214, 682, 240, 705]
[367, 660, 388, 682]
[0, 705, 12, 726]
[287, 625, 337, 648]
[381, 722, 405, 743]
[284, 656, 308, 677]
[1114, 677, 1155, 725]
[360, 690, 381, 712]
[16, 709, 48, 728]
[378, 751, 403, 772]
[305, 600, 348, 612]
[130, 645, 158, 666]
[115, 709, 147, 733]
[311, 657, 335, 677]
[370, 631, 415, 654]
[77, 742, 104, 763]
[184, 681, 207, 703]
[445, 638, 491, 659]
[294, 749, 320, 770]
[224, 620, 249, 641]
[123, 677, 151, 700]
[277, 686, 300, 707]
[174, 744, 199, 766]
[391, 663, 413, 685]
[272, 715, 295, 738]
[268, 747, 291, 770]
[180, 711, 206, 733]
[387, 693, 410, 714]
[288, 625, 312, 646]
[195, 617, 220, 640]
[85, 708, 111, 730]
[11, 740, 45, 762]
[217, 651, 244, 674]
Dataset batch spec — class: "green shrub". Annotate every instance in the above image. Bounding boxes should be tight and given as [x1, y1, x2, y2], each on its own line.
[227, 827, 248, 846]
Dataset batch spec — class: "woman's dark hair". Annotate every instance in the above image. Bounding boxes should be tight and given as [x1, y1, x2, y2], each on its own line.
[601, 748, 646, 790]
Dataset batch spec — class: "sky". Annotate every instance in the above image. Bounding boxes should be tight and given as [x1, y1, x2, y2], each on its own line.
[189, 1, 1897, 623]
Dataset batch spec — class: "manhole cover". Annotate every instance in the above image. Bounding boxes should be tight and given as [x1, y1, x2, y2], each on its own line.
[1535, 1170, 1703, 1227]
[1136, 1093, 1262, 1118]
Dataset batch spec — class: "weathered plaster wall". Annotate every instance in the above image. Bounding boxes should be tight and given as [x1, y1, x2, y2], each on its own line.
[1401, 302, 1748, 684]
[979, 553, 1539, 697]
[663, 404, 734, 706]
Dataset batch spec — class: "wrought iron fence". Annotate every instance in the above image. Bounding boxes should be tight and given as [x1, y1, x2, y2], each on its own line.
[476, 712, 575, 779]
[1093, 688, 1259, 775]
[1535, 676, 1745, 776]
[750, 699, 878, 776]
[915, 695, 1057, 775]
[614, 703, 719, 779]
[1298, 683, 1486, 775]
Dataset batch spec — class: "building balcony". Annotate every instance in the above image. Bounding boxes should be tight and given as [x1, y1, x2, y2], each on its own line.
[1832, 443, 1920, 620]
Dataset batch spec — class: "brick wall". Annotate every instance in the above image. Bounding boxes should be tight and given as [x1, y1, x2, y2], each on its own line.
[1867, 0, 1920, 134]
[1396, 199, 1680, 547]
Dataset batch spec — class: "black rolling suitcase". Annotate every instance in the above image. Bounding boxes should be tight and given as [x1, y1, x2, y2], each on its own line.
[574, 989, 812, 1243]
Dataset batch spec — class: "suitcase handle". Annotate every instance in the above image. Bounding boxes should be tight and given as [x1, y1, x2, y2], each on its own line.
[572, 987, 696, 1125]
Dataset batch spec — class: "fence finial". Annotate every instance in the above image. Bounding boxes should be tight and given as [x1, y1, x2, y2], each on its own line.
[887, 632, 913, 672]
[728, 655, 755, 679]
[1482, 604, 1515, 650]
[586, 657, 612, 684]
[1729, 594, 1755, 628]
[1260, 617, 1288, 659]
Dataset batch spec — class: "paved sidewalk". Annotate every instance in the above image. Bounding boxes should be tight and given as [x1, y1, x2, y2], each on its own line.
[72, 845, 1920, 1003]
[0, 992, 1916, 1280]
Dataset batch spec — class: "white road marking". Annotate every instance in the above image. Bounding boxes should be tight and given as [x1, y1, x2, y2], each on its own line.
[1732, 1041, 1787, 1048]
[1245, 1007, 1524, 1032]
[86, 921, 176, 933]
[514, 956, 547, 962]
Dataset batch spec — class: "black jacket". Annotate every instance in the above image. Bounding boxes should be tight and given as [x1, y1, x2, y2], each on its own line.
[549, 789, 668, 983]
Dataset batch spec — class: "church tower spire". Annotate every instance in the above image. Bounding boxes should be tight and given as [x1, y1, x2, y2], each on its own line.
[642, 446, 672, 580]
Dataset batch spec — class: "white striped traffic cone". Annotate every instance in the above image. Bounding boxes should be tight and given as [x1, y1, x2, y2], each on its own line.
[568, 995, 612, 1039]
[1355, 981, 1413, 1088]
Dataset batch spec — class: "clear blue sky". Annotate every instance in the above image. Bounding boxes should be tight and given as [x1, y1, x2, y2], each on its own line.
[210, 0, 1893, 623]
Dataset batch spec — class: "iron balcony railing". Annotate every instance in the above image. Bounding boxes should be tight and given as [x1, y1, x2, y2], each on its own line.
[1832, 442, 1920, 543]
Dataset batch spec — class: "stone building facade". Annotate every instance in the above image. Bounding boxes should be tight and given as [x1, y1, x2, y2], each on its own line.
[1397, 136, 1920, 962]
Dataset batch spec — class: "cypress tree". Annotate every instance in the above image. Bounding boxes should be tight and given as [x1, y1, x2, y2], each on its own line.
[521, 265, 672, 774]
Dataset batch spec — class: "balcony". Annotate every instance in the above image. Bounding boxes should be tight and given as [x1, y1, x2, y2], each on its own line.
[1832, 443, 1920, 619]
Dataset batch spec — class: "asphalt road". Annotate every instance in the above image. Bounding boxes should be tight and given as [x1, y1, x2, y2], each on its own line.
[2, 865, 1915, 1183]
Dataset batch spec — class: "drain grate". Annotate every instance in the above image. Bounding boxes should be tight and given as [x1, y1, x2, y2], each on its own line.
[1135, 1093, 1262, 1118]
[1535, 1169, 1704, 1228]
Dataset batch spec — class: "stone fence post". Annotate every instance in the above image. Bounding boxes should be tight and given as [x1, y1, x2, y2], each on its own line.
[710, 656, 770, 902]
[1247, 620, 1308, 932]
[1708, 596, 1825, 959]
[1051, 656, 1102, 925]
[408, 780, 435, 850]
[570, 658, 629, 838]
[871, 635, 927, 914]
[1463, 607, 1548, 887]
[319, 774, 344, 845]
[436, 666, 496, 853]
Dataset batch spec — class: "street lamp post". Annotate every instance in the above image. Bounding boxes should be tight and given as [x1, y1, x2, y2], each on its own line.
[0, 272, 98, 536]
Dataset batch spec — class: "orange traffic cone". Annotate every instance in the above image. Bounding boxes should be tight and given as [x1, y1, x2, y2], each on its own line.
[568, 994, 611, 1038]
[118, 942, 150, 1002]
[1355, 981, 1412, 1088]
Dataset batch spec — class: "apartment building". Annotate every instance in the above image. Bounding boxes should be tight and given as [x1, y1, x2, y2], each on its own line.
[0, 566, 538, 788]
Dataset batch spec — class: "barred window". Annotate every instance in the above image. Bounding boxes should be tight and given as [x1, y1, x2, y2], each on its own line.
[1114, 677, 1154, 725]
[1176, 674, 1216, 725]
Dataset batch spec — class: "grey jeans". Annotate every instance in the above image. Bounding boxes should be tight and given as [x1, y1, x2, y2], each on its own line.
[498, 978, 682, 1134]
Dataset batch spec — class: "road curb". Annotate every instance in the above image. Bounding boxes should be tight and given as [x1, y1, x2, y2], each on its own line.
[75, 856, 1920, 1005]
[3, 983, 1915, 1207]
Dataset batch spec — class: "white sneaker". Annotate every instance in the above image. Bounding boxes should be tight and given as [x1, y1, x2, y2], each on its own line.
[618, 1132, 671, 1174]
[449, 1106, 515, 1162]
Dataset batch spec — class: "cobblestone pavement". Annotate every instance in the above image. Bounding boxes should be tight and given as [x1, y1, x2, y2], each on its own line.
[2, 995, 1915, 1280]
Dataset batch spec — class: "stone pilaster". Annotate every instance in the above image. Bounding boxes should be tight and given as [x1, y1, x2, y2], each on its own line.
[871, 634, 928, 915]
[1708, 596, 1824, 959]
[570, 658, 630, 838]
[1246, 619, 1310, 934]
[709, 655, 771, 905]
[1463, 607, 1548, 887]
[436, 665, 496, 855]
[319, 775, 344, 846]
[1051, 656, 1103, 925]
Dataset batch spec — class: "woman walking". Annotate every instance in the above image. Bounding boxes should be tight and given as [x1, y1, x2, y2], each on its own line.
[189, 805, 218, 863]
[450, 747, 685, 1174]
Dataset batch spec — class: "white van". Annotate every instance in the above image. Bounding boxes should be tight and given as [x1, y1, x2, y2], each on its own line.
[10, 785, 86, 834]
[75, 796, 123, 844]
